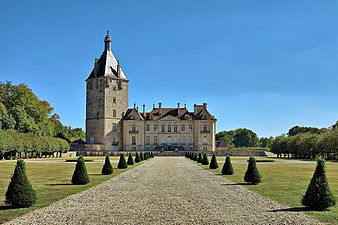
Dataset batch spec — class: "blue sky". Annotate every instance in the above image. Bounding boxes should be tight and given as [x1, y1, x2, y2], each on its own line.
[1, 1, 338, 137]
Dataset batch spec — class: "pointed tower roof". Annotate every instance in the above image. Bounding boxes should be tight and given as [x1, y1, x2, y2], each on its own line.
[86, 31, 128, 81]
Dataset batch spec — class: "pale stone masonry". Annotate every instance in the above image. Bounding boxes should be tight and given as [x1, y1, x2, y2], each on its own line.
[83, 31, 217, 151]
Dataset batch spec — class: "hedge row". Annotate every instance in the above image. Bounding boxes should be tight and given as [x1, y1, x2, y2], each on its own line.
[0, 129, 69, 160]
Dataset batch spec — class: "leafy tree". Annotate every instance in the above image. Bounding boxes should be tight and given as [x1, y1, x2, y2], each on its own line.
[118, 154, 128, 169]
[197, 153, 202, 163]
[288, 126, 321, 136]
[135, 153, 141, 163]
[302, 157, 336, 210]
[233, 128, 258, 147]
[216, 130, 235, 147]
[127, 153, 134, 165]
[244, 157, 261, 184]
[71, 156, 90, 185]
[5, 160, 36, 208]
[101, 155, 113, 175]
[222, 156, 234, 175]
[209, 154, 218, 169]
[258, 137, 274, 148]
[201, 154, 209, 165]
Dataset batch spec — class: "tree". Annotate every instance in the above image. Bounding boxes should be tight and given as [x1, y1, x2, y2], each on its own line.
[135, 153, 141, 163]
[101, 155, 113, 175]
[140, 153, 144, 161]
[216, 130, 235, 147]
[197, 153, 202, 163]
[201, 154, 209, 165]
[127, 153, 134, 165]
[193, 153, 198, 161]
[222, 156, 234, 175]
[118, 154, 128, 169]
[233, 128, 258, 147]
[301, 157, 336, 210]
[244, 157, 261, 184]
[209, 154, 218, 169]
[5, 160, 36, 208]
[71, 156, 90, 185]
[288, 126, 321, 136]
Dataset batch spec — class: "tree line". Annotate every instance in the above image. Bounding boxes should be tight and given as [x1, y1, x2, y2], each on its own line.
[0, 81, 83, 159]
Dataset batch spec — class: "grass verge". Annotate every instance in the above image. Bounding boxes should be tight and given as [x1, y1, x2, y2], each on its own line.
[194, 156, 338, 224]
[0, 156, 142, 224]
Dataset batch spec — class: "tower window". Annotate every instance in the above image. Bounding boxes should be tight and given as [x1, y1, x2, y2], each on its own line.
[113, 110, 116, 117]
[146, 124, 150, 131]
[203, 125, 208, 132]
[113, 97, 116, 103]
[112, 123, 117, 131]
[132, 136, 136, 145]
[113, 86, 116, 91]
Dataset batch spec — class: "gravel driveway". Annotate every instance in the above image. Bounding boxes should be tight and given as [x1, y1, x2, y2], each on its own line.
[6, 157, 319, 224]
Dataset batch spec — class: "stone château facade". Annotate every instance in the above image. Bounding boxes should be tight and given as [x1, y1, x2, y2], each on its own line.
[84, 31, 216, 151]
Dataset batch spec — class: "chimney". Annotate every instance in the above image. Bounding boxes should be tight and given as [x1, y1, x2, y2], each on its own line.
[203, 102, 207, 109]
[158, 103, 162, 115]
[153, 104, 155, 109]
[184, 103, 186, 109]
[136, 106, 138, 111]
[117, 61, 121, 78]
[143, 104, 146, 114]
[177, 103, 180, 114]
[133, 103, 136, 109]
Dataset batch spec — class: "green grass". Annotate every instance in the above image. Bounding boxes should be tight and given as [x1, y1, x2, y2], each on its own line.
[195, 156, 338, 224]
[0, 157, 142, 224]
[65, 158, 95, 162]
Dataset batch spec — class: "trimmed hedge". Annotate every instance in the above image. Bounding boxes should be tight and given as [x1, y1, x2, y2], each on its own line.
[71, 156, 90, 185]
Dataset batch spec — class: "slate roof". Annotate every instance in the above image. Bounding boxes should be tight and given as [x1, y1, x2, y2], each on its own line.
[122, 105, 215, 121]
[87, 33, 128, 81]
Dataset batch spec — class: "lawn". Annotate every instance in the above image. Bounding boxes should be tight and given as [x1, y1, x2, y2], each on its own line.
[196, 156, 338, 224]
[0, 156, 142, 224]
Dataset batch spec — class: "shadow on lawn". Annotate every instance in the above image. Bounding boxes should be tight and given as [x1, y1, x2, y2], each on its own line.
[270, 207, 325, 212]
[0, 205, 16, 210]
[47, 183, 74, 186]
[221, 182, 254, 186]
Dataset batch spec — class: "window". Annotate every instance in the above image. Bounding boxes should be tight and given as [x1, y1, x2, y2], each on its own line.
[174, 125, 177, 132]
[189, 136, 193, 144]
[203, 125, 208, 132]
[182, 136, 186, 144]
[113, 110, 116, 117]
[112, 123, 117, 131]
[132, 125, 136, 132]
[154, 124, 158, 131]
[203, 147, 207, 151]
[145, 136, 150, 145]
[161, 125, 165, 132]
[181, 124, 185, 132]
[189, 124, 193, 131]
[168, 125, 171, 132]
[132, 136, 136, 145]
[146, 124, 150, 131]
[113, 86, 116, 91]
[132, 147, 136, 151]
[113, 97, 116, 104]
[154, 136, 158, 145]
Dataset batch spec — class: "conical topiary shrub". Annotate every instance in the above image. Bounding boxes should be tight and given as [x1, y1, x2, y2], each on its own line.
[151, 152, 154, 158]
[71, 156, 90, 185]
[140, 153, 144, 161]
[135, 153, 141, 163]
[301, 157, 336, 210]
[244, 157, 261, 184]
[118, 154, 128, 169]
[193, 153, 198, 161]
[201, 154, 209, 165]
[127, 153, 134, 165]
[197, 153, 202, 163]
[209, 154, 218, 169]
[101, 155, 113, 175]
[5, 160, 37, 208]
[222, 156, 234, 175]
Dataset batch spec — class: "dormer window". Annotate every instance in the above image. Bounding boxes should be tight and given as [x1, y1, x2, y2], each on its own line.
[185, 114, 189, 120]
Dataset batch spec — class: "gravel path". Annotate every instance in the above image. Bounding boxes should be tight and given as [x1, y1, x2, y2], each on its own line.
[6, 157, 320, 225]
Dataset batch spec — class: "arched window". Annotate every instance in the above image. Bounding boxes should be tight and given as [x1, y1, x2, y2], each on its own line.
[203, 125, 208, 132]
[168, 124, 171, 132]
[132, 136, 136, 145]
[161, 125, 165, 132]
[174, 125, 178, 132]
